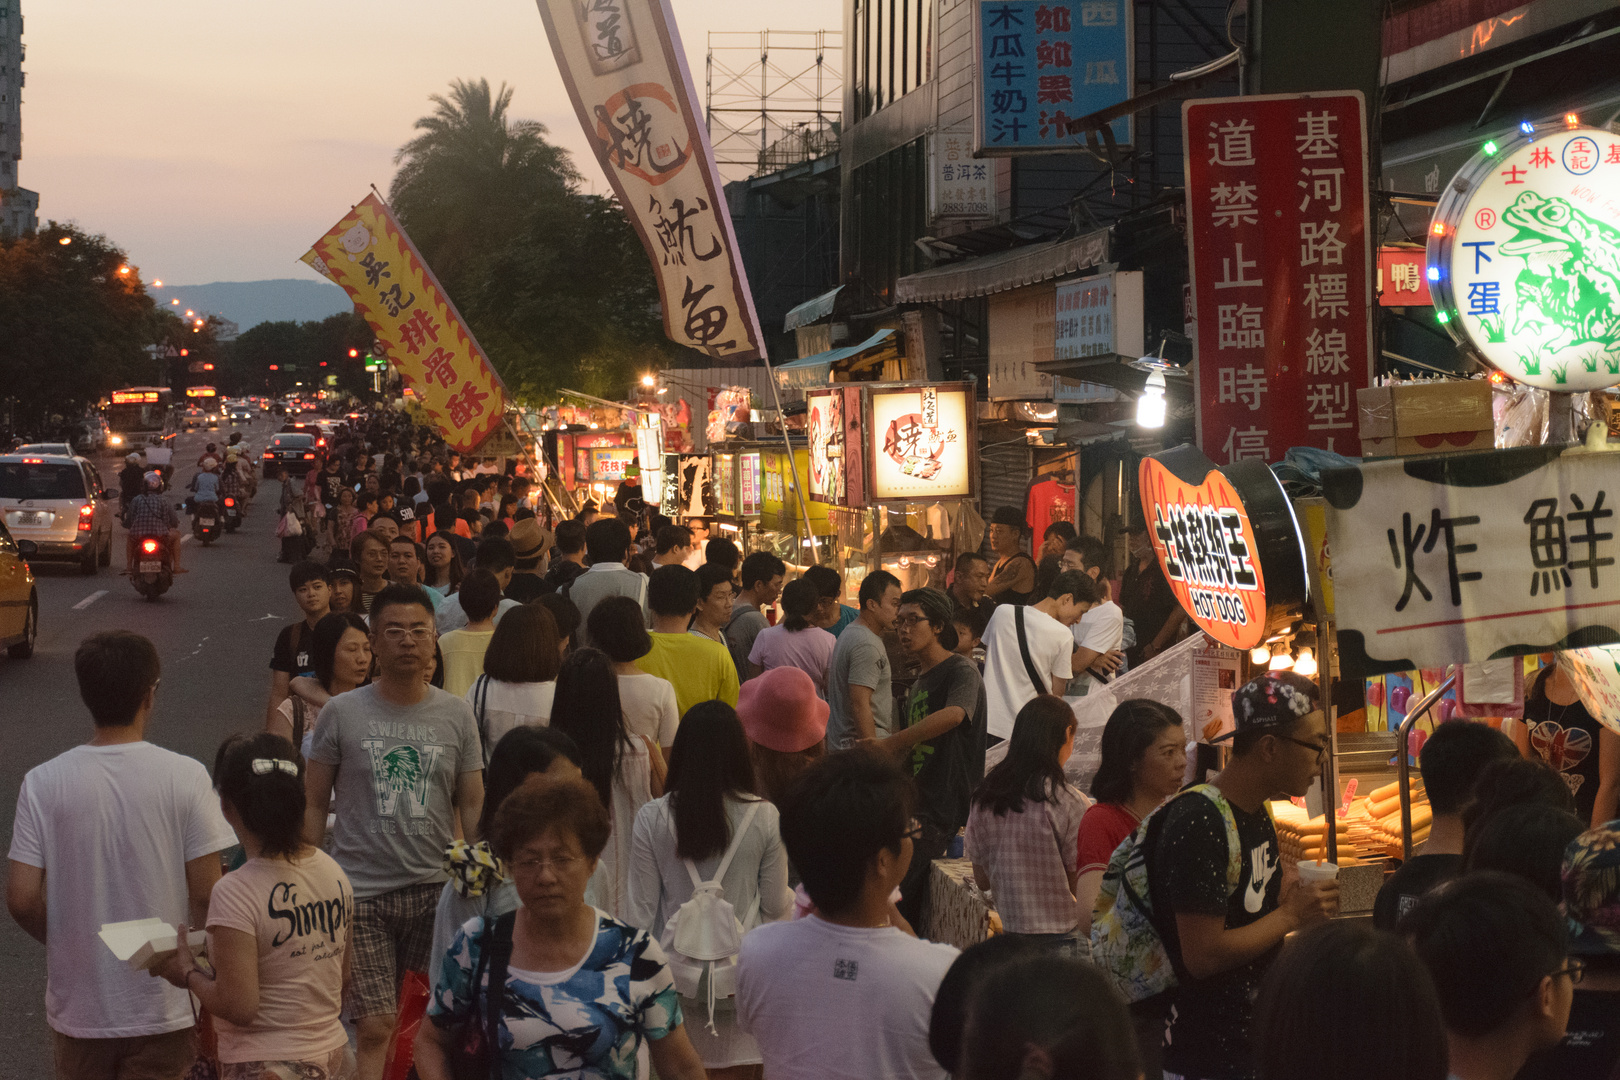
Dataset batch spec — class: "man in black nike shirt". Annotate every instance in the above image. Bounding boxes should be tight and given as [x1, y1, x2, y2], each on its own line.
[1148, 673, 1340, 1080]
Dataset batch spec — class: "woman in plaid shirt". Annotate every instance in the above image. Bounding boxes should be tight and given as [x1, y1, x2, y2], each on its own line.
[964, 695, 1091, 955]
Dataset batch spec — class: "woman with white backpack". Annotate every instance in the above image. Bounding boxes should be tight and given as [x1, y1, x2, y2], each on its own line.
[629, 701, 794, 1079]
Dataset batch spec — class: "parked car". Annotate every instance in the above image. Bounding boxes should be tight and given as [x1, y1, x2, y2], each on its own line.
[0, 520, 37, 659]
[0, 452, 117, 574]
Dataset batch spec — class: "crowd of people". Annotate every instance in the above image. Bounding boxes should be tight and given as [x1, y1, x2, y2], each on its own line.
[6, 407, 1620, 1080]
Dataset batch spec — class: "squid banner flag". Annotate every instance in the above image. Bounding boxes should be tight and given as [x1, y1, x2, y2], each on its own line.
[307, 195, 509, 451]
[533, 0, 766, 360]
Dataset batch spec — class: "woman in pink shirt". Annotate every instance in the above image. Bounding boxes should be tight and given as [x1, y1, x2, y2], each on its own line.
[747, 579, 837, 697]
[1075, 699, 1187, 934]
[155, 732, 355, 1079]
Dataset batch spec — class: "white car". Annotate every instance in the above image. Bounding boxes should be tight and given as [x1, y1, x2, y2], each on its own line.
[0, 452, 117, 574]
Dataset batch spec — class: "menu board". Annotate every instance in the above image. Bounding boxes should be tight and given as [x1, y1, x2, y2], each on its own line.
[868, 385, 974, 500]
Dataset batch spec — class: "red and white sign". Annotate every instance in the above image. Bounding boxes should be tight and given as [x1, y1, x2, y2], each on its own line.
[1184, 92, 1374, 463]
[1377, 246, 1433, 307]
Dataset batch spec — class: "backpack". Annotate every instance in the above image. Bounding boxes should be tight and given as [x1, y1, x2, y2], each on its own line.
[1090, 784, 1250, 1005]
[660, 800, 763, 1032]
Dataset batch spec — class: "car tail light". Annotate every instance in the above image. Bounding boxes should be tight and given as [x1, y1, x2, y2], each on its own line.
[317, 438, 326, 447]
[224, 497, 235, 507]
[142, 539, 160, 554]
[79, 504, 94, 517]
[78, 504, 94, 531]
[263, 452, 273, 459]
[303, 453, 316, 460]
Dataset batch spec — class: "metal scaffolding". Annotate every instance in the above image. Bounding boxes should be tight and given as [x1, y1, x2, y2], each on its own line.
[706, 30, 842, 182]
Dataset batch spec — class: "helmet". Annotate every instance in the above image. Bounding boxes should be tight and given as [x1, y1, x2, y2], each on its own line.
[144, 471, 164, 490]
[201, 457, 218, 470]
[125, 453, 141, 464]
[225, 449, 238, 461]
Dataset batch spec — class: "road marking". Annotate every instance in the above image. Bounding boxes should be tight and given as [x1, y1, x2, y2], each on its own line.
[73, 590, 108, 610]
[180, 534, 192, 544]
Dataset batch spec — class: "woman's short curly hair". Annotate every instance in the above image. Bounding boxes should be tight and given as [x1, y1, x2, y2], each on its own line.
[492, 773, 611, 862]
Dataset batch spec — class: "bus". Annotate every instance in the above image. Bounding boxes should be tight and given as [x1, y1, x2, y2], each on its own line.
[105, 387, 174, 448]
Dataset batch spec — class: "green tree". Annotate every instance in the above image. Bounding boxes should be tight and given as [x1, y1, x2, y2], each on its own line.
[0, 222, 156, 429]
[228, 312, 373, 397]
[389, 78, 688, 403]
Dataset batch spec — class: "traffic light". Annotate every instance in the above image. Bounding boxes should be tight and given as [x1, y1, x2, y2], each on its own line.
[269, 364, 279, 371]
[348, 348, 359, 359]
[203, 363, 214, 371]
[180, 348, 189, 357]
[320, 361, 328, 367]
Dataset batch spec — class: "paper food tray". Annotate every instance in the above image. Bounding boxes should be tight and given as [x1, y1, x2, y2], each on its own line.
[98, 918, 207, 972]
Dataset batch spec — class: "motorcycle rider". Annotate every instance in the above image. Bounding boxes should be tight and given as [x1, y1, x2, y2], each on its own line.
[196, 442, 220, 467]
[117, 452, 145, 521]
[219, 448, 246, 512]
[188, 457, 222, 521]
[126, 471, 183, 574]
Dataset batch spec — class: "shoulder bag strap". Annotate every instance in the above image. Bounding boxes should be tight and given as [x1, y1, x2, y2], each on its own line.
[1014, 607, 1048, 698]
[484, 911, 517, 1077]
[473, 675, 491, 758]
[679, 800, 763, 888]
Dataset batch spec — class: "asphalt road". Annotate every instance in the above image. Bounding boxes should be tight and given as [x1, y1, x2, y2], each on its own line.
[0, 417, 300, 1077]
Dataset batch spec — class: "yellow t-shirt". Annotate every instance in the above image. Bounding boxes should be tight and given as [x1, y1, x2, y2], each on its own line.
[636, 631, 740, 717]
[437, 628, 495, 699]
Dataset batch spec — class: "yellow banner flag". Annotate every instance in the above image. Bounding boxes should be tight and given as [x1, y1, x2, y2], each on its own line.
[309, 194, 507, 451]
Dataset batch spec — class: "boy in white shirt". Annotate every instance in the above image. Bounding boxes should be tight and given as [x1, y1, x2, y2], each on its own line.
[738, 750, 958, 1080]
[980, 570, 1097, 744]
[1061, 535, 1126, 697]
[8, 631, 237, 1080]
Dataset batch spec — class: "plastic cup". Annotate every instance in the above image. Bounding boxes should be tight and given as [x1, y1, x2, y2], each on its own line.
[1296, 859, 1340, 885]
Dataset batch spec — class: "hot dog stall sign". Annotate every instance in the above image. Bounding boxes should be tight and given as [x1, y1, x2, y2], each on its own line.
[1140, 445, 1310, 650]
[1428, 122, 1620, 391]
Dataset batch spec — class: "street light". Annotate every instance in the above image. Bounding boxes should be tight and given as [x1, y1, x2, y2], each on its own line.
[118, 266, 130, 275]
[152, 279, 163, 287]
[640, 374, 656, 387]
[58, 237, 71, 246]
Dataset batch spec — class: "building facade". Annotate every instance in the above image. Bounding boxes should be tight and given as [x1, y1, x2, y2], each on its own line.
[0, 0, 37, 237]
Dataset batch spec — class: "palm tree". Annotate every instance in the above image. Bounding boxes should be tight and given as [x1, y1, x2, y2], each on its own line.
[389, 79, 580, 301]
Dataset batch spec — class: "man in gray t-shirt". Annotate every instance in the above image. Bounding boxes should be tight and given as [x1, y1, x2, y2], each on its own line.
[303, 584, 484, 1080]
[725, 551, 785, 681]
[825, 571, 903, 750]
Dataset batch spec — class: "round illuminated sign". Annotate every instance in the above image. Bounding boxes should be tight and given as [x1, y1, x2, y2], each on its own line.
[1428, 124, 1620, 391]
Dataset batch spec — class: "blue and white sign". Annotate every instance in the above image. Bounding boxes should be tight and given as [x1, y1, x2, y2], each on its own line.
[975, 0, 1132, 154]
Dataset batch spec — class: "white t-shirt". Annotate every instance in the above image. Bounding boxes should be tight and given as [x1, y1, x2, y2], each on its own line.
[465, 678, 556, 765]
[8, 742, 238, 1038]
[981, 603, 1075, 740]
[1068, 599, 1125, 699]
[737, 915, 958, 1080]
[617, 670, 680, 748]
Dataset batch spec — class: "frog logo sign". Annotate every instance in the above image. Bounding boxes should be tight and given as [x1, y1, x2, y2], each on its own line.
[1428, 124, 1620, 391]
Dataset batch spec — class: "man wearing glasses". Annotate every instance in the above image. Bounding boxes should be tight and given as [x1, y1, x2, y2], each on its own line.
[303, 584, 485, 1080]
[1148, 672, 1339, 1080]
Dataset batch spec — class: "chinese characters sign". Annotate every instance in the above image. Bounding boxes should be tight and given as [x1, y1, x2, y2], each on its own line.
[869, 385, 974, 500]
[533, 0, 765, 359]
[807, 389, 846, 504]
[1428, 126, 1620, 392]
[1378, 246, 1433, 307]
[976, 0, 1131, 153]
[309, 195, 507, 451]
[1054, 269, 1143, 360]
[1322, 446, 1620, 676]
[1184, 92, 1373, 464]
[933, 125, 996, 218]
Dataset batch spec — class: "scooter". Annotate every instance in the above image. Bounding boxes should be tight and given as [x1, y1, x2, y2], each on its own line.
[191, 500, 221, 546]
[222, 495, 242, 533]
[131, 537, 173, 600]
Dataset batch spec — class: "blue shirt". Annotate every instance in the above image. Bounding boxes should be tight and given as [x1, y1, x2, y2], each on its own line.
[191, 471, 220, 503]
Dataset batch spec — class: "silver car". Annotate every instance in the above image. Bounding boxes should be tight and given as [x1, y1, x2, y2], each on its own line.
[0, 453, 117, 575]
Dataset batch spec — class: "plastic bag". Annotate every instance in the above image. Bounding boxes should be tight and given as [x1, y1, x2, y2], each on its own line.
[381, 969, 431, 1080]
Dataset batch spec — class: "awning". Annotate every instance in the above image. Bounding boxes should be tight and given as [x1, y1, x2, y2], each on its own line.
[783, 286, 844, 332]
[773, 329, 897, 390]
[894, 229, 1110, 303]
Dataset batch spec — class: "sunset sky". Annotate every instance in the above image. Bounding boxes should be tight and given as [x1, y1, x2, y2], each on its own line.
[19, 0, 838, 285]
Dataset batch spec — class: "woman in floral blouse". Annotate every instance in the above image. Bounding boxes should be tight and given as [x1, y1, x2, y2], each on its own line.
[415, 772, 706, 1080]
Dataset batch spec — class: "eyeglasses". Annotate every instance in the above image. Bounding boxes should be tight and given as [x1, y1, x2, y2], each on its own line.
[509, 854, 582, 876]
[380, 626, 434, 643]
[1279, 735, 1329, 758]
[903, 818, 924, 842]
[1550, 959, 1586, 985]
[895, 614, 933, 630]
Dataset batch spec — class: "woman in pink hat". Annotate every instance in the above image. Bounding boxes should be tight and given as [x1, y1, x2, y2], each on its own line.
[735, 667, 829, 805]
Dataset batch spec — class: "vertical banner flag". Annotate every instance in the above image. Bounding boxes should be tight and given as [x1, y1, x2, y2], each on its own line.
[975, 0, 1132, 152]
[532, 0, 765, 360]
[1184, 92, 1373, 464]
[309, 195, 508, 451]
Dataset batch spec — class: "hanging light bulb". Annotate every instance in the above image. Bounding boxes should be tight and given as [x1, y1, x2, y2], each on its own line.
[1136, 370, 1167, 428]
[1250, 645, 1271, 665]
[1293, 647, 1318, 677]
[1268, 650, 1295, 671]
